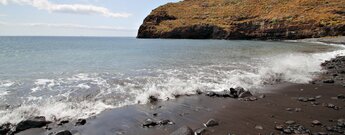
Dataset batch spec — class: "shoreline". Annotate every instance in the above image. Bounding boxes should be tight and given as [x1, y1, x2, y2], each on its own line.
[17, 83, 345, 135]
[2, 37, 345, 135]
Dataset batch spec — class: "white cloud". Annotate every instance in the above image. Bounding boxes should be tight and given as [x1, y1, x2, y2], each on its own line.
[0, 21, 135, 31]
[0, 14, 7, 17]
[0, 0, 131, 18]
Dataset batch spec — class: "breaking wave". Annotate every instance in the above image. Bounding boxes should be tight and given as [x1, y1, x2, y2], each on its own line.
[0, 43, 344, 125]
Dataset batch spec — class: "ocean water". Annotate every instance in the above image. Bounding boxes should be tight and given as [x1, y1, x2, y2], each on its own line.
[0, 36, 344, 124]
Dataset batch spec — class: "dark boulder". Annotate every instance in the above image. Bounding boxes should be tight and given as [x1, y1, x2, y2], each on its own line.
[148, 95, 158, 103]
[0, 123, 13, 135]
[142, 119, 158, 128]
[238, 91, 253, 98]
[15, 116, 51, 133]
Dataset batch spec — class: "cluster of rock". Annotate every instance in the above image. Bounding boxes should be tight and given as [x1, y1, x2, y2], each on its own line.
[274, 120, 311, 134]
[142, 118, 174, 128]
[326, 119, 345, 134]
[0, 116, 86, 135]
[297, 95, 343, 110]
[317, 56, 345, 86]
[204, 87, 257, 101]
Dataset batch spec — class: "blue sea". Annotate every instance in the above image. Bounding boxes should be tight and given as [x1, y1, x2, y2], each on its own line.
[0, 36, 344, 124]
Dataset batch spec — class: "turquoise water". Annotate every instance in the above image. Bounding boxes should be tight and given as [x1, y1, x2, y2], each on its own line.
[0, 36, 344, 124]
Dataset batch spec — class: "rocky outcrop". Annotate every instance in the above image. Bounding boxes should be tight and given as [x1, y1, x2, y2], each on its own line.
[138, 0, 345, 40]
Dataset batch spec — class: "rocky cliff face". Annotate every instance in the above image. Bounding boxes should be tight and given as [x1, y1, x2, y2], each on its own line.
[138, 0, 345, 40]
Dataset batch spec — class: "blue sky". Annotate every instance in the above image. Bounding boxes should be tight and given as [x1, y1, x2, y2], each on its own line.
[0, 0, 180, 37]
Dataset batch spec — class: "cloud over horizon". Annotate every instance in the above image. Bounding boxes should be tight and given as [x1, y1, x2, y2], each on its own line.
[0, 0, 131, 18]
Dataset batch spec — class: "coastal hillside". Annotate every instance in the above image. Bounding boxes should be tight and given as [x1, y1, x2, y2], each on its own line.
[137, 0, 345, 39]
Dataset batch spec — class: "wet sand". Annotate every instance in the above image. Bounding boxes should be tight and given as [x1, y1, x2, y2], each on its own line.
[18, 83, 345, 135]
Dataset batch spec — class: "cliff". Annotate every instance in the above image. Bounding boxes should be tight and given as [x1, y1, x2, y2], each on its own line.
[137, 0, 345, 40]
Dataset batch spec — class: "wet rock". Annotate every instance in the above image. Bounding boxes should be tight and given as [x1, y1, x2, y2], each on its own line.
[295, 108, 302, 112]
[286, 108, 293, 111]
[159, 119, 174, 125]
[142, 118, 158, 128]
[275, 125, 284, 131]
[55, 130, 72, 135]
[238, 91, 252, 98]
[308, 97, 316, 101]
[311, 101, 320, 106]
[283, 128, 292, 134]
[75, 119, 86, 126]
[312, 120, 322, 126]
[249, 97, 257, 101]
[203, 119, 218, 127]
[315, 95, 322, 99]
[15, 116, 51, 133]
[259, 94, 266, 99]
[323, 79, 335, 83]
[196, 90, 203, 95]
[337, 119, 345, 127]
[337, 94, 345, 99]
[194, 128, 208, 135]
[170, 126, 193, 135]
[255, 125, 263, 130]
[327, 103, 335, 108]
[214, 90, 231, 98]
[285, 120, 296, 125]
[58, 120, 69, 126]
[148, 95, 158, 103]
[0, 123, 13, 135]
[298, 97, 308, 102]
[206, 91, 216, 97]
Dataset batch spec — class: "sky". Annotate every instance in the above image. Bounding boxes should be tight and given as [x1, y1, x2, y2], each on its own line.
[0, 0, 180, 37]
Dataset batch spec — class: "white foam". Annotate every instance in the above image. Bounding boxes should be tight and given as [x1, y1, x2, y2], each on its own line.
[0, 100, 116, 125]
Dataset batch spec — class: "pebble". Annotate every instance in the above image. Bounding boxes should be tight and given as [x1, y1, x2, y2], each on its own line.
[170, 126, 193, 135]
[285, 120, 296, 125]
[315, 95, 322, 99]
[295, 108, 302, 112]
[327, 103, 335, 108]
[283, 128, 292, 134]
[275, 125, 284, 131]
[338, 94, 345, 99]
[255, 125, 263, 130]
[159, 119, 174, 125]
[194, 128, 207, 135]
[298, 97, 308, 102]
[308, 97, 316, 101]
[312, 120, 322, 125]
